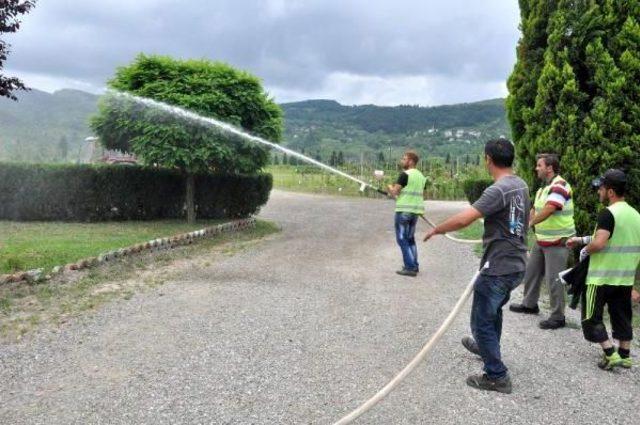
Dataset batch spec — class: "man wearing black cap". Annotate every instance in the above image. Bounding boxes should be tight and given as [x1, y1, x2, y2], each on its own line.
[566, 169, 640, 370]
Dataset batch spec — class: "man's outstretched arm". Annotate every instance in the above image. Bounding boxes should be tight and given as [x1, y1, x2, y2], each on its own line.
[423, 207, 483, 241]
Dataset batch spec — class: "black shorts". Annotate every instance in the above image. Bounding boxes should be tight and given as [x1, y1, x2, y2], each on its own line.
[581, 285, 633, 342]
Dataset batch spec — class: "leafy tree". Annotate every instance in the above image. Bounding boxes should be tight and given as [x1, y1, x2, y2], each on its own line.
[377, 151, 385, 164]
[0, 1, 36, 100]
[507, 0, 640, 231]
[329, 151, 337, 166]
[445, 152, 451, 164]
[91, 54, 283, 223]
[337, 151, 344, 166]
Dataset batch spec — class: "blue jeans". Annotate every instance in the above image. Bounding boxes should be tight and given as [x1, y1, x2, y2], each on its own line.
[395, 212, 419, 271]
[470, 271, 524, 379]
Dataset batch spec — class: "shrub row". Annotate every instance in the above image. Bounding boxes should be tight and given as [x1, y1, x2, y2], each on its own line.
[462, 178, 493, 205]
[0, 163, 272, 221]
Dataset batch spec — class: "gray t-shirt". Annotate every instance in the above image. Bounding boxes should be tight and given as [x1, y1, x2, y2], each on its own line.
[472, 175, 530, 276]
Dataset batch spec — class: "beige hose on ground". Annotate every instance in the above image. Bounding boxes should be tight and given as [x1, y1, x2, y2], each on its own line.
[332, 268, 482, 425]
[373, 186, 482, 244]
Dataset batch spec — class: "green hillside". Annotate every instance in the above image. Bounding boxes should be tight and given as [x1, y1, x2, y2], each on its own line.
[0, 89, 509, 164]
[280, 98, 509, 164]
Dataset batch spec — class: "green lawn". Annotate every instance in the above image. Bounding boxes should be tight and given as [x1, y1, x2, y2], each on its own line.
[0, 219, 228, 274]
[455, 220, 484, 241]
[268, 165, 379, 197]
[0, 220, 280, 340]
[454, 220, 484, 256]
[267, 165, 467, 200]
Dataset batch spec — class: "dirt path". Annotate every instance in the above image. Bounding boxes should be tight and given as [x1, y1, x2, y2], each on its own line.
[0, 190, 637, 424]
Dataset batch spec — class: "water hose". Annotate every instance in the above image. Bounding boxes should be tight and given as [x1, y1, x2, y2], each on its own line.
[332, 267, 482, 425]
[373, 188, 482, 244]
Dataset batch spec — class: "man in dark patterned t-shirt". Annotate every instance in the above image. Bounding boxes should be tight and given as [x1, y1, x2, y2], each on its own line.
[424, 139, 530, 394]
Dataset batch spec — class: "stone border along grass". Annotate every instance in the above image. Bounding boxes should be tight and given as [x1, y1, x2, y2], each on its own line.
[0, 218, 256, 285]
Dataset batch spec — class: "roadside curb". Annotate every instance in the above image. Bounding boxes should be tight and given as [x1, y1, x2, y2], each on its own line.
[0, 218, 256, 286]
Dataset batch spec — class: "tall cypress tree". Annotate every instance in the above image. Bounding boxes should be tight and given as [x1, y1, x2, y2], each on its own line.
[507, 0, 640, 231]
[507, 0, 559, 144]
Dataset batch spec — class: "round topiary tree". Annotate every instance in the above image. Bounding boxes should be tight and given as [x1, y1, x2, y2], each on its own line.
[91, 54, 283, 223]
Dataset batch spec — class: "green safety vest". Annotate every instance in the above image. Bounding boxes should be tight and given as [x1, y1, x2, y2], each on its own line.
[395, 168, 426, 214]
[587, 201, 640, 286]
[534, 175, 576, 241]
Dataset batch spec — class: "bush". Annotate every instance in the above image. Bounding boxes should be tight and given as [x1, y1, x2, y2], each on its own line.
[462, 178, 493, 204]
[0, 163, 272, 221]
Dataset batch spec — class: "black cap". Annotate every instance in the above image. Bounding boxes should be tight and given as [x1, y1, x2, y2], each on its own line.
[591, 169, 627, 188]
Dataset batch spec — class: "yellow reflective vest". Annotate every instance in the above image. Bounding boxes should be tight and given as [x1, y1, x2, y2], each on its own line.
[534, 175, 576, 242]
[587, 201, 640, 286]
[395, 168, 426, 215]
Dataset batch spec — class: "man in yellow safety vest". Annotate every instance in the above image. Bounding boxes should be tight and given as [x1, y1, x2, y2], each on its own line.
[566, 169, 640, 370]
[387, 151, 427, 277]
[510, 153, 575, 329]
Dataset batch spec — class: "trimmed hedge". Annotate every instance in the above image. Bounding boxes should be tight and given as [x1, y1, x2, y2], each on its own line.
[0, 163, 272, 221]
[462, 178, 493, 205]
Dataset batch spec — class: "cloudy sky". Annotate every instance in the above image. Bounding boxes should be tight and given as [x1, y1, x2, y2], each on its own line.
[4, 0, 521, 106]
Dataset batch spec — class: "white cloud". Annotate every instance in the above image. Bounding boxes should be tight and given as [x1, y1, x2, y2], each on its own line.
[273, 72, 508, 106]
[4, 69, 105, 94]
[3, 0, 521, 105]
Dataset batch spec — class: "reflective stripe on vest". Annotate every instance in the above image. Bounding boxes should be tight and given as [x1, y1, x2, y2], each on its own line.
[534, 175, 576, 241]
[535, 208, 574, 216]
[601, 246, 640, 254]
[535, 228, 576, 237]
[586, 201, 640, 286]
[395, 168, 426, 214]
[588, 270, 637, 278]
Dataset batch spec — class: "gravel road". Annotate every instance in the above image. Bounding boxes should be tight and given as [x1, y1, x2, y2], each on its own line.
[0, 190, 637, 424]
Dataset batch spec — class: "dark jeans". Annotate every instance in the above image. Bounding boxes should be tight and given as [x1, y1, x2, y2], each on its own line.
[470, 271, 524, 379]
[394, 212, 419, 271]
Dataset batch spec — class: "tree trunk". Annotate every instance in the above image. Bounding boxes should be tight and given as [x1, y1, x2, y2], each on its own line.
[186, 172, 196, 224]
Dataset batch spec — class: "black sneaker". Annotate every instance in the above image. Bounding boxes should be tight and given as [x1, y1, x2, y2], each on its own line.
[461, 336, 481, 356]
[396, 269, 418, 277]
[509, 303, 540, 314]
[538, 318, 566, 330]
[466, 373, 512, 394]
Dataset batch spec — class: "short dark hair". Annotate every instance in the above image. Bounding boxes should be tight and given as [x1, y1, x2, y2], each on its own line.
[484, 139, 514, 168]
[404, 150, 419, 165]
[536, 153, 560, 174]
[605, 182, 626, 197]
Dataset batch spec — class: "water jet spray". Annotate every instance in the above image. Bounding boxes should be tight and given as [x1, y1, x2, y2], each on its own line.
[106, 90, 385, 195]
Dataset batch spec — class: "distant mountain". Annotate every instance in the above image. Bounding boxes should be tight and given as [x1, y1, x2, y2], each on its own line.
[0, 89, 99, 162]
[0, 89, 509, 163]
